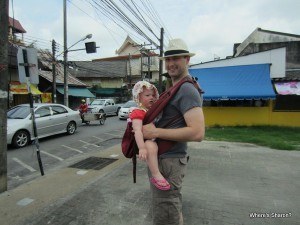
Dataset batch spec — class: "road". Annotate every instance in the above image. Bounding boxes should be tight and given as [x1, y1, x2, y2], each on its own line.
[7, 116, 127, 190]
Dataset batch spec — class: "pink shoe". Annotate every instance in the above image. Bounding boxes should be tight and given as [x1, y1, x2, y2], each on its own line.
[150, 177, 171, 191]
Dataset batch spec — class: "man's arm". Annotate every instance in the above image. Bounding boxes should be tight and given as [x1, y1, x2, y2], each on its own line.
[143, 107, 205, 142]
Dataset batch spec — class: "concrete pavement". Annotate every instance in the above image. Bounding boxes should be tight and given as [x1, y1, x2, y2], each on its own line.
[0, 141, 299, 225]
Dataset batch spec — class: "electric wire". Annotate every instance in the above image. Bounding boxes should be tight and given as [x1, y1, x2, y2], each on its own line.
[68, 0, 121, 46]
[91, 0, 159, 47]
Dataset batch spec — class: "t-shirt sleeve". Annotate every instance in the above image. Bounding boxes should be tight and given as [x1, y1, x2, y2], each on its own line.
[129, 109, 146, 120]
[175, 82, 203, 115]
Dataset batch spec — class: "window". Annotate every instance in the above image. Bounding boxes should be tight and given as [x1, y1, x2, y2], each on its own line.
[52, 106, 67, 115]
[35, 107, 51, 117]
[7, 105, 30, 119]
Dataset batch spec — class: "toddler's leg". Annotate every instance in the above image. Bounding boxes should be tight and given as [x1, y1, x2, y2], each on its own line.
[145, 140, 170, 190]
[145, 140, 163, 179]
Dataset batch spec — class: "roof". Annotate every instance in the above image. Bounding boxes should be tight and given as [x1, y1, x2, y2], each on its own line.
[115, 36, 138, 55]
[189, 64, 276, 100]
[68, 60, 127, 78]
[56, 87, 95, 98]
[38, 50, 88, 86]
[93, 52, 158, 62]
[9, 17, 26, 33]
[235, 27, 300, 57]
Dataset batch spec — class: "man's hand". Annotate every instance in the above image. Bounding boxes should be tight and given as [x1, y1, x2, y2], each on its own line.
[142, 123, 157, 140]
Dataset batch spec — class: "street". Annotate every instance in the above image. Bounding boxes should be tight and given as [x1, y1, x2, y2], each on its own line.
[7, 116, 127, 190]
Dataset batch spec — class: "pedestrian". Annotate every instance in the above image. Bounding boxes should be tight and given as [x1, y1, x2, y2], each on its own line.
[130, 81, 171, 190]
[79, 99, 88, 123]
[142, 38, 205, 225]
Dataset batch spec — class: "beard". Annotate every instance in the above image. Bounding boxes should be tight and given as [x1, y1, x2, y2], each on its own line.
[167, 65, 186, 79]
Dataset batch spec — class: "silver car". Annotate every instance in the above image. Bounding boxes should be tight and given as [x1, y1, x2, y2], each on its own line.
[118, 100, 137, 120]
[7, 103, 81, 148]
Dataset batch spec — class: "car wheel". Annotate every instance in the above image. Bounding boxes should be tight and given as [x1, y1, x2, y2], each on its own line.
[67, 121, 76, 135]
[99, 109, 104, 114]
[12, 130, 30, 148]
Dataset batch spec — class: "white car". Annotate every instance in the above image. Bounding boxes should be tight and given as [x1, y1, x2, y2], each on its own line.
[7, 103, 81, 148]
[118, 100, 137, 120]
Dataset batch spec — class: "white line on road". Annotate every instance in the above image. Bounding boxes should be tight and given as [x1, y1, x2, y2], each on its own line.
[79, 140, 100, 147]
[12, 158, 36, 172]
[17, 198, 34, 206]
[41, 151, 64, 161]
[103, 132, 120, 137]
[62, 145, 83, 153]
[92, 136, 104, 141]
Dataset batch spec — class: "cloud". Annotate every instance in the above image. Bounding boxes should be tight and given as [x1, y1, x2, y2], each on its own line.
[10, 0, 300, 64]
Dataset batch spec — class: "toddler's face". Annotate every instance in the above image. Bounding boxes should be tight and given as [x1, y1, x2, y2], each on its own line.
[139, 88, 156, 109]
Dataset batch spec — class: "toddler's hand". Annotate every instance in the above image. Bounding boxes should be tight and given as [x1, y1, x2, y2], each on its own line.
[138, 148, 147, 161]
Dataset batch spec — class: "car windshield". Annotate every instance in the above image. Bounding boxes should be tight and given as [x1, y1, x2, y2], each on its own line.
[90, 100, 105, 106]
[7, 105, 31, 119]
[123, 101, 137, 108]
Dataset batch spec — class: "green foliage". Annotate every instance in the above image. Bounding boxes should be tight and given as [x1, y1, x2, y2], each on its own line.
[205, 126, 300, 150]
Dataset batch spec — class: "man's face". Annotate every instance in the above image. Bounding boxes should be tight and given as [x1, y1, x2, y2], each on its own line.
[165, 56, 190, 78]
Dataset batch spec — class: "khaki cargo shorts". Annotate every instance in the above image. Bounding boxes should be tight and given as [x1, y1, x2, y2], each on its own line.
[148, 155, 189, 225]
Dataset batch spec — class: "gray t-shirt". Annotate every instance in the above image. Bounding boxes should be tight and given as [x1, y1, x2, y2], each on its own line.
[155, 79, 203, 158]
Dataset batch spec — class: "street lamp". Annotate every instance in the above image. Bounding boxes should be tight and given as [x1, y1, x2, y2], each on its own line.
[63, 34, 92, 107]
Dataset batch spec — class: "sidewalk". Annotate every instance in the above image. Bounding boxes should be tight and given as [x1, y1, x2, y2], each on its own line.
[0, 141, 299, 225]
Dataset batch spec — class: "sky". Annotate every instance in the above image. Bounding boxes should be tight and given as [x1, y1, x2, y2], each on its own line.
[9, 0, 300, 64]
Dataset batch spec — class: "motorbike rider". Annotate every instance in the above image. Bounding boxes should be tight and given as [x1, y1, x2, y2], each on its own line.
[79, 99, 88, 123]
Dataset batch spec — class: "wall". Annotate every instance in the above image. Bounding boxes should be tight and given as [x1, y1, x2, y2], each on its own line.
[234, 28, 300, 57]
[203, 101, 300, 127]
[190, 48, 286, 78]
[79, 77, 123, 88]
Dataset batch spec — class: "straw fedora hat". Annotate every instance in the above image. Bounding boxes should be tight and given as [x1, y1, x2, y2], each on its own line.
[159, 38, 195, 59]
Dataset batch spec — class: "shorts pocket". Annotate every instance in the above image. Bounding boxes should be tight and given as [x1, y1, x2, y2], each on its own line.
[179, 155, 189, 165]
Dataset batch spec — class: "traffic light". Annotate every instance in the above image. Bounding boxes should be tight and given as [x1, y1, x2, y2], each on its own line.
[85, 42, 97, 53]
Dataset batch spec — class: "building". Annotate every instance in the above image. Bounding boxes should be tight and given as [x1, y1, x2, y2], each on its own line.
[69, 36, 161, 102]
[93, 36, 160, 87]
[38, 49, 95, 109]
[6, 17, 94, 109]
[190, 28, 300, 127]
[68, 60, 127, 103]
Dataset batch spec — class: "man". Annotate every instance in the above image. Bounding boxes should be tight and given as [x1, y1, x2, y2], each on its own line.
[79, 99, 88, 123]
[143, 39, 205, 225]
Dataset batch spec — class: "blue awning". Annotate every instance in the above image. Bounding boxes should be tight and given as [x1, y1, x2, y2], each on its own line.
[189, 64, 276, 100]
[57, 87, 95, 98]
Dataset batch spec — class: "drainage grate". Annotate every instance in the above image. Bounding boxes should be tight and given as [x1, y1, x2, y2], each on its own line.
[69, 157, 118, 170]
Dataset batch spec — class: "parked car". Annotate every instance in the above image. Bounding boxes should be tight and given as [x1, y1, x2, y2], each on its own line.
[87, 98, 122, 116]
[118, 100, 137, 120]
[7, 103, 81, 148]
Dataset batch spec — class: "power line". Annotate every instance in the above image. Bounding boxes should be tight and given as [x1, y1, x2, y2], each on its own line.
[90, 0, 160, 47]
[68, 0, 121, 46]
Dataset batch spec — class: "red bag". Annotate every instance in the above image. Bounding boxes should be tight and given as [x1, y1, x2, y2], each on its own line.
[121, 121, 138, 158]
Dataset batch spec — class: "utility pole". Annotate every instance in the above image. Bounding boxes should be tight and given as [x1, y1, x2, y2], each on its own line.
[158, 27, 164, 93]
[147, 50, 150, 81]
[128, 53, 132, 88]
[63, 0, 68, 107]
[52, 39, 57, 103]
[0, 0, 9, 193]
[140, 50, 144, 80]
